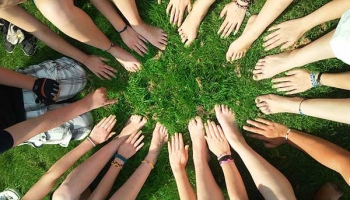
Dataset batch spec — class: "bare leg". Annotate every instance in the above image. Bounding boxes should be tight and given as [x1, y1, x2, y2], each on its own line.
[255, 94, 350, 124]
[253, 30, 336, 80]
[226, 0, 293, 61]
[215, 105, 296, 200]
[178, 0, 215, 46]
[314, 182, 344, 200]
[111, 0, 168, 50]
[110, 123, 168, 200]
[188, 117, 225, 200]
[35, 0, 141, 72]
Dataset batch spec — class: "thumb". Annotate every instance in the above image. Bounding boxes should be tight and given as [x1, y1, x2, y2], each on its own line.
[98, 56, 110, 62]
[187, 3, 192, 12]
[107, 132, 117, 140]
[104, 98, 118, 106]
[185, 145, 189, 156]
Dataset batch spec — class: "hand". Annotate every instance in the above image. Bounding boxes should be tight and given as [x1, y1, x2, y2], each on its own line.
[168, 133, 189, 172]
[272, 69, 312, 94]
[243, 118, 289, 148]
[82, 55, 116, 80]
[84, 87, 118, 110]
[89, 115, 117, 144]
[264, 18, 307, 51]
[117, 131, 144, 159]
[166, 0, 192, 27]
[204, 120, 231, 157]
[218, 1, 246, 38]
[32, 78, 60, 105]
[120, 26, 148, 56]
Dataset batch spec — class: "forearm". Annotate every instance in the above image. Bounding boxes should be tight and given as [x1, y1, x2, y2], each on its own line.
[0, 67, 36, 90]
[89, 163, 121, 200]
[232, 142, 296, 200]
[173, 169, 196, 200]
[57, 138, 122, 199]
[300, 98, 350, 124]
[221, 162, 248, 200]
[288, 129, 350, 185]
[6, 98, 92, 146]
[90, 0, 126, 31]
[23, 140, 94, 200]
[301, 0, 350, 30]
[320, 72, 350, 90]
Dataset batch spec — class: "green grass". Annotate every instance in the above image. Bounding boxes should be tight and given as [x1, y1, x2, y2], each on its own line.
[1, 0, 350, 199]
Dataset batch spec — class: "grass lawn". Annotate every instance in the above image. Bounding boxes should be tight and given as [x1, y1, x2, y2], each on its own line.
[0, 0, 349, 199]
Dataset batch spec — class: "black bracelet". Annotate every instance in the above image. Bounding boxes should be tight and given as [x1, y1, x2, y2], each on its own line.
[234, 0, 249, 9]
[218, 155, 232, 162]
[118, 25, 128, 34]
[316, 72, 323, 86]
[241, 0, 251, 4]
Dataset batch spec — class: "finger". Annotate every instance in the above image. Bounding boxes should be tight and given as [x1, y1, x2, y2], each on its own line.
[220, 6, 227, 18]
[268, 24, 282, 32]
[100, 115, 114, 128]
[104, 65, 117, 73]
[168, 141, 172, 154]
[99, 71, 112, 80]
[179, 133, 184, 149]
[166, 3, 172, 15]
[185, 144, 189, 156]
[222, 22, 233, 38]
[276, 86, 295, 92]
[170, 7, 176, 24]
[187, 3, 192, 12]
[204, 123, 211, 138]
[173, 8, 179, 26]
[158, 0, 161, 4]
[103, 69, 117, 79]
[134, 135, 145, 147]
[175, 132, 179, 150]
[272, 82, 293, 89]
[131, 131, 142, 144]
[255, 118, 272, 125]
[98, 56, 110, 62]
[96, 117, 107, 127]
[216, 125, 226, 140]
[95, 72, 103, 80]
[104, 99, 118, 106]
[171, 135, 175, 153]
[246, 120, 268, 130]
[218, 20, 228, 35]
[281, 41, 294, 50]
[106, 118, 117, 132]
[135, 142, 144, 152]
[242, 125, 265, 135]
[234, 20, 243, 35]
[178, 9, 184, 27]
[286, 89, 300, 95]
[210, 121, 220, 138]
[271, 76, 291, 83]
[285, 69, 302, 76]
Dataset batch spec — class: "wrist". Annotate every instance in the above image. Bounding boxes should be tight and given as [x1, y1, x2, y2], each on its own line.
[172, 166, 186, 174]
[299, 16, 313, 31]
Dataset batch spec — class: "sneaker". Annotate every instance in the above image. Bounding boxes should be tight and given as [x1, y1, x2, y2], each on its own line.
[20, 32, 37, 56]
[0, 188, 21, 200]
[0, 19, 16, 53]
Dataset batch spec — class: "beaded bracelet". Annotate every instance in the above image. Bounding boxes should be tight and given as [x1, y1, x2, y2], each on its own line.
[111, 160, 123, 169]
[142, 160, 154, 169]
[310, 71, 322, 87]
[217, 153, 231, 161]
[233, 0, 249, 9]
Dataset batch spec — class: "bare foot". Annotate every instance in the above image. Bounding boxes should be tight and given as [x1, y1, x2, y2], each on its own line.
[177, 9, 203, 46]
[188, 116, 209, 161]
[314, 182, 343, 200]
[253, 51, 296, 81]
[255, 94, 303, 115]
[117, 115, 148, 140]
[214, 104, 245, 146]
[226, 15, 257, 62]
[132, 23, 167, 50]
[108, 46, 141, 72]
[146, 122, 169, 164]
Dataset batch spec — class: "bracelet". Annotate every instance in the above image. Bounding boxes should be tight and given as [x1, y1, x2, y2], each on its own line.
[217, 152, 231, 161]
[218, 155, 232, 163]
[142, 160, 154, 169]
[114, 153, 127, 164]
[240, 0, 251, 3]
[220, 159, 234, 166]
[298, 99, 307, 116]
[86, 136, 96, 147]
[310, 71, 321, 87]
[316, 72, 323, 86]
[111, 160, 123, 169]
[118, 25, 128, 34]
[105, 42, 114, 52]
[233, 0, 249, 9]
[285, 129, 291, 141]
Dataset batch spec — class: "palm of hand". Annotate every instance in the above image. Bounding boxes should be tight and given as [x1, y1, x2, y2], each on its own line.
[89, 126, 112, 144]
[170, 149, 188, 170]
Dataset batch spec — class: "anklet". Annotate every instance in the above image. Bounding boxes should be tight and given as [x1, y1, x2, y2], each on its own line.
[118, 25, 128, 34]
[142, 160, 154, 169]
[105, 42, 114, 52]
[220, 159, 234, 166]
[310, 72, 320, 87]
[298, 99, 307, 116]
[114, 153, 127, 164]
[285, 128, 291, 142]
[86, 136, 96, 147]
[111, 160, 123, 169]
